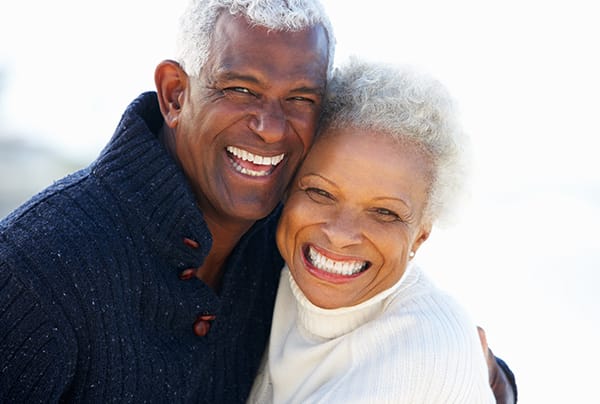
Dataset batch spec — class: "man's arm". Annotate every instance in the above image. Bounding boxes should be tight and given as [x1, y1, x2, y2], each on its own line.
[0, 268, 74, 402]
[478, 327, 518, 403]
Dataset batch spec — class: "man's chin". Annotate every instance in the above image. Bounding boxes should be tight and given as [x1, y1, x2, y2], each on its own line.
[220, 197, 281, 224]
[228, 183, 285, 218]
[239, 203, 279, 221]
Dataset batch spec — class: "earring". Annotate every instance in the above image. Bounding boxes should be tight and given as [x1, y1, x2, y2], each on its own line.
[409, 251, 415, 258]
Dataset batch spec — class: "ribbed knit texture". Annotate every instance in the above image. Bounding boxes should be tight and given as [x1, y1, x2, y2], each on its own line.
[0, 92, 284, 403]
[249, 265, 496, 404]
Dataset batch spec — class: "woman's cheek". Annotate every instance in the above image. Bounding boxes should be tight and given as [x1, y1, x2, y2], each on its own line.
[276, 209, 299, 263]
[277, 197, 312, 262]
[275, 218, 290, 263]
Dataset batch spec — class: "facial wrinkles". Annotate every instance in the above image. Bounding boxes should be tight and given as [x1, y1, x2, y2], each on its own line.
[206, 55, 322, 148]
[215, 15, 327, 88]
[169, 13, 330, 230]
[284, 129, 433, 306]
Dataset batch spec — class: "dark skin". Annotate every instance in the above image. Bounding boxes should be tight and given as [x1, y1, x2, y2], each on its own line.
[154, 11, 514, 403]
[479, 327, 517, 403]
[155, 14, 329, 288]
[156, 63, 239, 287]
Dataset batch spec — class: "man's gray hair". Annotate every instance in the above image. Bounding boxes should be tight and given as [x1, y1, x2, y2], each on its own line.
[176, 0, 335, 78]
[321, 57, 471, 226]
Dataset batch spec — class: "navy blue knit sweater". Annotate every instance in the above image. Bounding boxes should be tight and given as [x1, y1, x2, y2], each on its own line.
[0, 92, 284, 403]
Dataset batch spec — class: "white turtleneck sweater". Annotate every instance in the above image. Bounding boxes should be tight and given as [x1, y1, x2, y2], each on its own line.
[249, 263, 495, 404]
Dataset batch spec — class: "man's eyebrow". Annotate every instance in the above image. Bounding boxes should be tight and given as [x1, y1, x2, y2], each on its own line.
[220, 71, 324, 95]
[220, 71, 260, 84]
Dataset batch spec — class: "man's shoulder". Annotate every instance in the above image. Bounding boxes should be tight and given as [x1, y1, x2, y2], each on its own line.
[0, 168, 119, 270]
[1, 167, 102, 233]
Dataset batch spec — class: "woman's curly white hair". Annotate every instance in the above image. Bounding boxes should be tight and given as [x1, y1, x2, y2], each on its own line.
[176, 0, 336, 78]
[320, 57, 471, 226]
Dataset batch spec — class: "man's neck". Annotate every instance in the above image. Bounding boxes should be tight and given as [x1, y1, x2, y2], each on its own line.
[195, 214, 255, 290]
[156, 125, 258, 289]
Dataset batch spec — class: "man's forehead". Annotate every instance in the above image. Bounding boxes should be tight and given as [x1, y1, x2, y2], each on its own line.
[208, 14, 329, 87]
[213, 12, 328, 56]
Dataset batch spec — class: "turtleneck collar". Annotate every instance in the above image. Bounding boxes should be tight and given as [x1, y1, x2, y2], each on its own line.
[286, 263, 421, 340]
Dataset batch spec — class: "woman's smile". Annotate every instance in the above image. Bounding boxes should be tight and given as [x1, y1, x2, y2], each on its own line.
[276, 127, 432, 309]
[302, 244, 371, 282]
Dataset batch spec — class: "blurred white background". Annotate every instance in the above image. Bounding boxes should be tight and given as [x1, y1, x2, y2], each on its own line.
[1, 1, 598, 402]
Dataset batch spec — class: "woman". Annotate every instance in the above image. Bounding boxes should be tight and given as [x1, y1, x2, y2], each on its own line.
[249, 58, 496, 403]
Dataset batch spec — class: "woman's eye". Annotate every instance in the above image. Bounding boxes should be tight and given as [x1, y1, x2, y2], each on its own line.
[289, 95, 314, 104]
[372, 207, 402, 222]
[305, 187, 334, 204]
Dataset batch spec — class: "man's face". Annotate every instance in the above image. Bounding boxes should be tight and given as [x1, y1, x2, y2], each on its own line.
[174, 13, 329, 227]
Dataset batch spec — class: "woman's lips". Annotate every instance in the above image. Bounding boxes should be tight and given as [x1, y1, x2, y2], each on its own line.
[302, 244, 370, 283]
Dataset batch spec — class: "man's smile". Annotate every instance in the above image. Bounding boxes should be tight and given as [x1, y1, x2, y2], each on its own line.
[226, 146, 286, 177]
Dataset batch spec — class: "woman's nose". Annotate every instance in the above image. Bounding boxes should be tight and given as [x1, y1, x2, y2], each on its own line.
[321, 210, 363, 248]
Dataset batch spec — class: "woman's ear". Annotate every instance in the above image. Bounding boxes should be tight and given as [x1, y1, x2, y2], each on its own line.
[155, 60, 188, 128]
[409, 223, 432, 259]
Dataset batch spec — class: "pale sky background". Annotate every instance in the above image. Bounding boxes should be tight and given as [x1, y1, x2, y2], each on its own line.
[1, 1, 599, 402]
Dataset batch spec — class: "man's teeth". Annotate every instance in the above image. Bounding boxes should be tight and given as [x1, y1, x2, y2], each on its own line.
[231, 161, 271, 177]
[227, 146, 285, 166]
[308, 246, 367, 276]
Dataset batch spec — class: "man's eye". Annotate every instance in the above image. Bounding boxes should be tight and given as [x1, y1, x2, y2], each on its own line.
[305, 187, 334, 204]
[225, 87, 253, 95]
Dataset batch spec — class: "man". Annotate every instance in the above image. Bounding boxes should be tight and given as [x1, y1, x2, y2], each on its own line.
[0, 0, 515, 402]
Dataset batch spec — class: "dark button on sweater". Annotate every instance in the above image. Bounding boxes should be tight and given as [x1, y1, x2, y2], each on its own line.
[179, 268, 196, 280]
[183, 237, 200, 249]
[193, 314, 216, 337]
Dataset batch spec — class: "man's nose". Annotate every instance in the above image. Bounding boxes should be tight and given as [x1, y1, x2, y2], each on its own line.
[249, 100, 287, 143]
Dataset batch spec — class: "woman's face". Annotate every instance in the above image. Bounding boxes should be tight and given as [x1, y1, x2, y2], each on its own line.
[276, 127, 433, 309]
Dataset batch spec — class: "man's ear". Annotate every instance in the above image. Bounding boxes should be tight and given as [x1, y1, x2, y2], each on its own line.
[155, 60, 188, 128]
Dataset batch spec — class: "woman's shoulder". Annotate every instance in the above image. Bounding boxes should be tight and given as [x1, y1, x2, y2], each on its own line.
[344, 268, 494, 402]
[389, 264, 475, 325]
[358, 265, 482, 355]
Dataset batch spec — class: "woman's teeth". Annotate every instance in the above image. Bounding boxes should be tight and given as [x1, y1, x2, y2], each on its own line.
[307, 246, 368, 276]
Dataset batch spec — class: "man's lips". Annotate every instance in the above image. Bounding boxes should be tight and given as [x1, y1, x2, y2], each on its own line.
[226, 146, 285, 177]
[303, 244, 371, 281]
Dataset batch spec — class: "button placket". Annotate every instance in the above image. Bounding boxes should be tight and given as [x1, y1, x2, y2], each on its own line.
[181, 237, 216, 336]
[180, 237, 201, 280]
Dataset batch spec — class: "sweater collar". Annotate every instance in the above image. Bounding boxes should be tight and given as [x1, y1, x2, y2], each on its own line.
[90, 92, 212, 270]
[92, 92, 281, 274]
[286, 263, 421, 340]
